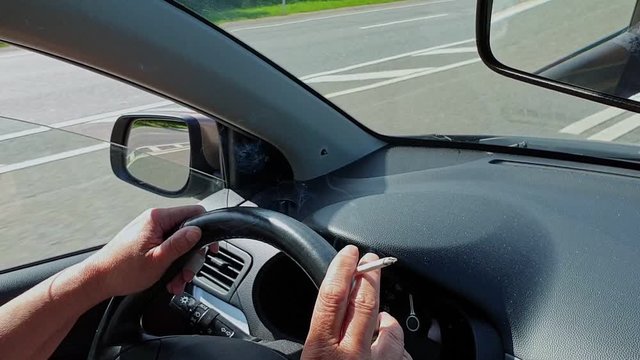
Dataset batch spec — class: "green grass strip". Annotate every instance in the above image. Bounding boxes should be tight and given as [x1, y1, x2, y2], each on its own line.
[206, 0, 404, 23]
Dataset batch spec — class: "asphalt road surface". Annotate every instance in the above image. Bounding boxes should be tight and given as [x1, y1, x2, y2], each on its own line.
[1, 0, 639, 269]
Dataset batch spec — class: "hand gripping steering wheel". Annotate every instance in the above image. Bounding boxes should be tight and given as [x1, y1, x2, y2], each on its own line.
[88, 207, 337, 360]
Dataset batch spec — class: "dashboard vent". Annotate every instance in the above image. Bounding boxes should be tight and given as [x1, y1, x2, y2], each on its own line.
[194, 242, 251, 297]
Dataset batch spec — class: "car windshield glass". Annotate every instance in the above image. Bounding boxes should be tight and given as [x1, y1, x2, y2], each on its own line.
[173, 0, 640, 159]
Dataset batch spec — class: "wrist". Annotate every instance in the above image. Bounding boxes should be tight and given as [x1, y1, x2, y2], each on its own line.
[72, 257, 114, 305]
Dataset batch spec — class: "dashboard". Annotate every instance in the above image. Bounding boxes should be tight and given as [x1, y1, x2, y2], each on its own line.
[143, 238, 488, 359]
[145, 145, 640, 360]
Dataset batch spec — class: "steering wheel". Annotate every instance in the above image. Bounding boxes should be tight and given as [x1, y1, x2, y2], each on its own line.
[88, 207, 337, 360]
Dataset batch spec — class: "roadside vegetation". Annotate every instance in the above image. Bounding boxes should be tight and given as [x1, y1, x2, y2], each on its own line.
[179, 0, 403, 23]
[0, 1, 403, 48]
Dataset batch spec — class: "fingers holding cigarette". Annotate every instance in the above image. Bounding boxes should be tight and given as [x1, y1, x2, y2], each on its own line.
[356, 257, 397, 275]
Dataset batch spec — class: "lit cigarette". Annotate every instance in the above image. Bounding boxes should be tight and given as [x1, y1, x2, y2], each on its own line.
[355, 257, 397, 275]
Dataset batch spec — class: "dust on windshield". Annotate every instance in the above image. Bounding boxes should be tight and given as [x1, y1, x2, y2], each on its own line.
[176, 0, 640, 150]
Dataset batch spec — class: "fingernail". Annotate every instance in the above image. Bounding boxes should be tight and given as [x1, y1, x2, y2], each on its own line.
[185, 227, 201, 243]
[340, 244, 358, 257]
[167, 282, 180, 295]
[183, 269, 195, 282]
[360, 252, 380, 264]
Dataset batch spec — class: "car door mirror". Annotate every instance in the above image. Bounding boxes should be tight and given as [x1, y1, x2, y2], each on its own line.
[110, 113, 225, 198]
[126, 118, 190, 192]
[477, 0, 640, 113]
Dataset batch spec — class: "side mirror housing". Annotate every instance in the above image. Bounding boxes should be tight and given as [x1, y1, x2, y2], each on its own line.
[110, 112, 224, 198]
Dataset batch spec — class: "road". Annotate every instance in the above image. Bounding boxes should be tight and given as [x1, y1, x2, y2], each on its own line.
[0, 0, 638, 269]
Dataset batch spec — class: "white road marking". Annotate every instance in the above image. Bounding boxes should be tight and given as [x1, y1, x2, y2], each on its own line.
[228, 0, 455, 32]
[491, 0, 551, 23]
[414, 47, 477, 56]
[89, 106, 192, 124]
[0, 143, 109, 175]
[128, 142, 191, 164]
[305, 68, 432, 83]
[300, 38, 475, 80]
[0, 127, 49, 142]
[326, 58, 481, 98]
[118, 106, 192, 115]
[0, 50, 31, 60]
[147, 144, 190, 156]
[0, 101, 172, 142]
[587, 115, 640, 142]
[359, 13, 448, 30]
[559, 94, 640, 135]
[55, 101, 172, 127]
[299, 0, 543, 80]
[559, 107, 626, 135]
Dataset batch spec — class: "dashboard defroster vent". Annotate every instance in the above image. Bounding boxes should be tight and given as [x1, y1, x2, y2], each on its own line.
[194, 241, 252, 299]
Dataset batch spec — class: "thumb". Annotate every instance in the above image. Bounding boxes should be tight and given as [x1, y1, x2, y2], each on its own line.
[153, 226, 202, 267]
[371, 312, 407, 360]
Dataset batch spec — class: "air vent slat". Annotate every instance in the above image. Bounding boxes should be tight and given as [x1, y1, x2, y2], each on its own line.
[215, 251, 244, 269]
[204, 254, 241, 274]
[199, 271, 231, 291]
[197, 245, 248, 295]
[225, 266, 240, 275]
[202, 263, 236, 283]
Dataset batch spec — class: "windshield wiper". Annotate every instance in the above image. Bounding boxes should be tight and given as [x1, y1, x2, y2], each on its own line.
[413, 134, 456, 142]
[414, 134, 640, 162]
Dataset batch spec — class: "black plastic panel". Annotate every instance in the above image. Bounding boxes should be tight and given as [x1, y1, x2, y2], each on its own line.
[0, 250, 94, 305]
[252, 253, 317, 342]
[289, 146, 640, 360]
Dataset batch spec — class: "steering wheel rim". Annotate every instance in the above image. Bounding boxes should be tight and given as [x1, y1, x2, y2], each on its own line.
[89, 207, 337, 360]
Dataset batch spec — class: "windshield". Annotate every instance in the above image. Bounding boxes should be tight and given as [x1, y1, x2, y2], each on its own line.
[174, 0, 640, 157]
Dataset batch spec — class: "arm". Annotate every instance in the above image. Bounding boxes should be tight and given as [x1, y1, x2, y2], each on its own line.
[0, 205, 207, 360]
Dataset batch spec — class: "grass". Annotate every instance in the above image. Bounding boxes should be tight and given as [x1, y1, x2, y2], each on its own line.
[205, 0, 404, 23]
[0, 1, 404, 45]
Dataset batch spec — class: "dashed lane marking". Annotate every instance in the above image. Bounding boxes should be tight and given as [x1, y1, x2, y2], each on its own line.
[559, 95, 640, 136]
[491, 0, 551, 23]
[0, 101, 172, 142]
[325, 58, 481, 98]
[300, 38, 475, 81]
[414, 47, 477, 56]
[559, 107, 627, 135]
[0, 143, 110, 175]
[0, 127, 49, 142]
[359, 13, 448, 30]
[305, 68, 433, 83]
[588, 115, 640, 142]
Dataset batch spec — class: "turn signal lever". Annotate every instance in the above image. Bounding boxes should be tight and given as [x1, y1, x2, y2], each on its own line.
[169, 292, 255, 341]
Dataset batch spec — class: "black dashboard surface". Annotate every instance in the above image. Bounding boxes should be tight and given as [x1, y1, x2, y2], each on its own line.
[290, 146, 640, 360]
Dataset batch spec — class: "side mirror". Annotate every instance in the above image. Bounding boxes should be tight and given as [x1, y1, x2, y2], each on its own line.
[110, 113, 225, 198]
[477, 0, 640, 113]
